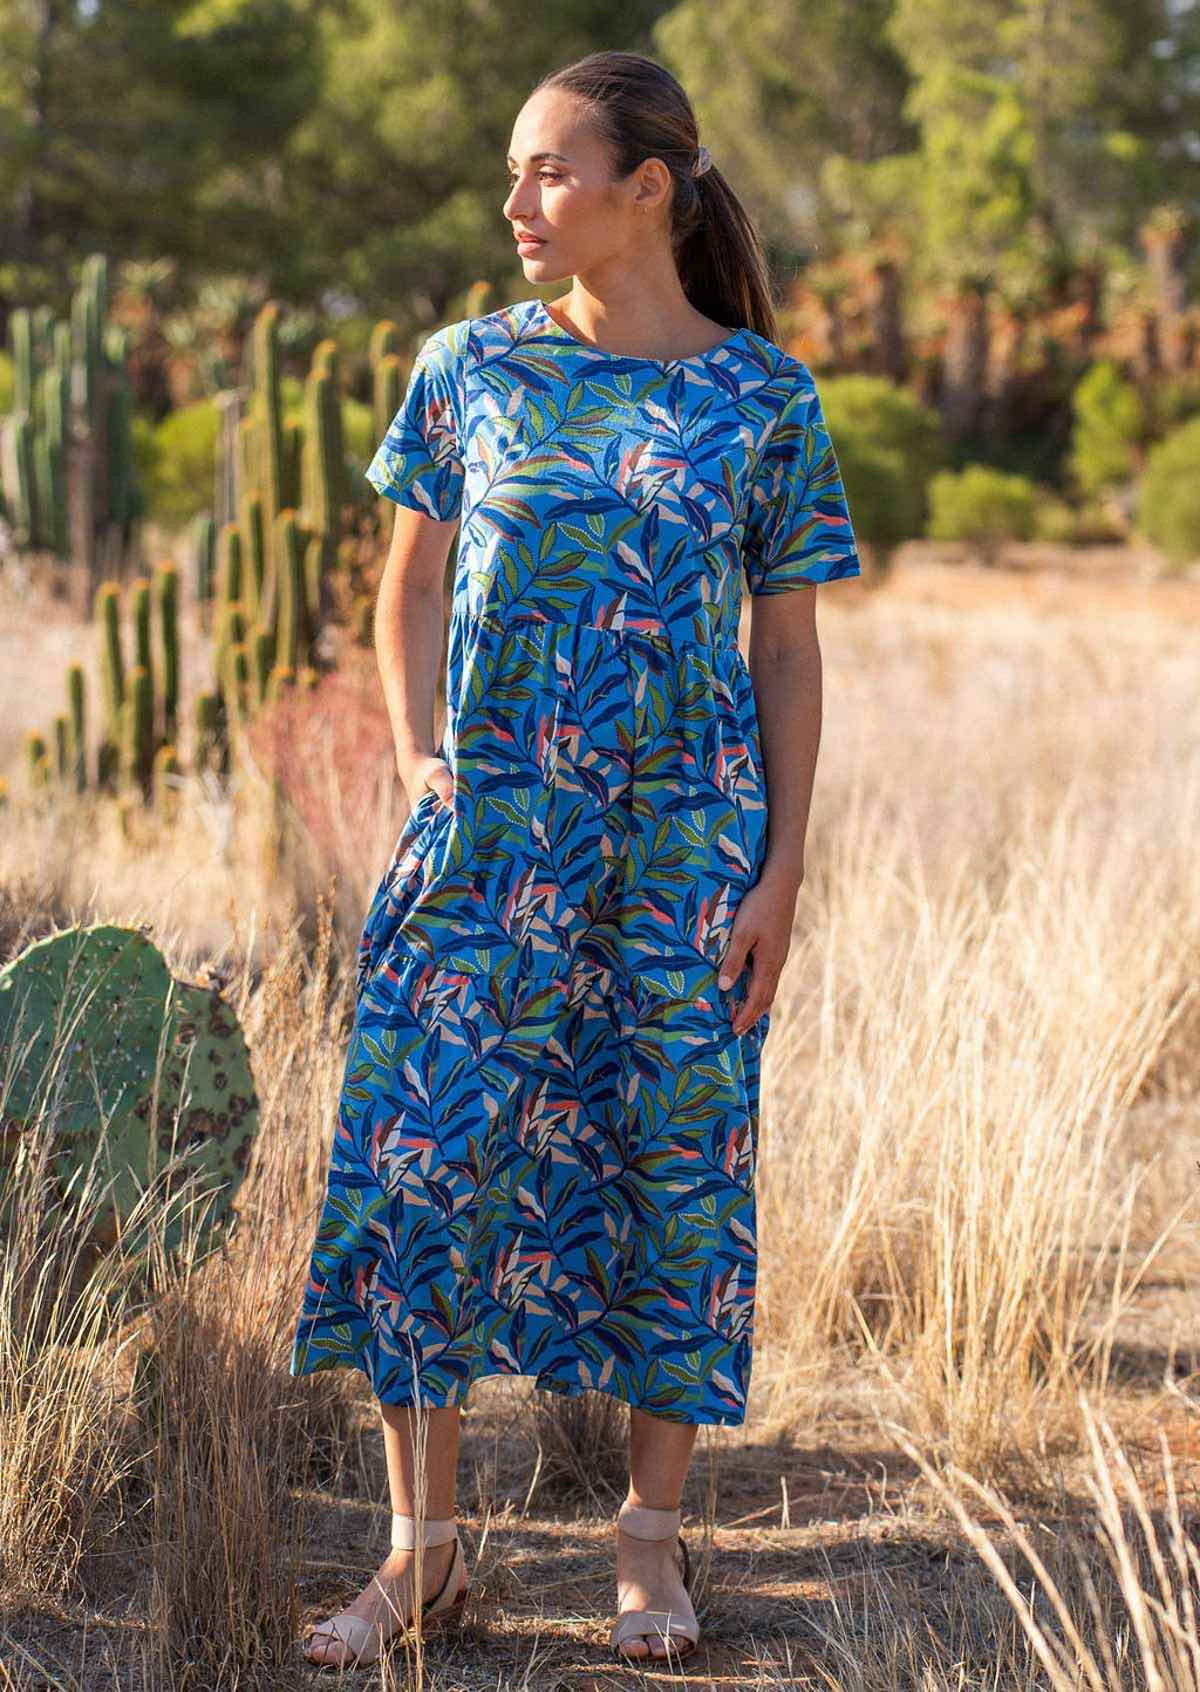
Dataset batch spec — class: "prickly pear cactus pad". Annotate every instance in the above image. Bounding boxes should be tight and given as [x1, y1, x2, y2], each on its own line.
[0, 923, 257, 1257]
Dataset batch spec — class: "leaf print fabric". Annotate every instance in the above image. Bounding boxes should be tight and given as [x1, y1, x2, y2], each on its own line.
[366, 328, 465, 522]
[290, 297, 861, 1426]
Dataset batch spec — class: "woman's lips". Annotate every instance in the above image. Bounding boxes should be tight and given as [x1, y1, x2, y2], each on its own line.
[516, 235, 546, 250]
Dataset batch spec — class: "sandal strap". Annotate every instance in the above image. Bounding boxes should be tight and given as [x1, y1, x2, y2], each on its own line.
[390, 1513, 458, 1549]
[610, 1608, 698, 1651]
[617, 1501, 682, 1540]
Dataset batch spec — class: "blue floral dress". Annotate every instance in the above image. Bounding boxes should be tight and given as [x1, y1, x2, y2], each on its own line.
[290, 296, 861, 1424]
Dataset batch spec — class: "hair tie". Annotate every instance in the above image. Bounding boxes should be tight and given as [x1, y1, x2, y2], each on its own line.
[691, 145, 712, 179]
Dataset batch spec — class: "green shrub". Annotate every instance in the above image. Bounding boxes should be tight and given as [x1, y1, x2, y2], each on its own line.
[1068, 360, 1144, 497]
[0, 350, 13, 415]
[817, 373, 946, 565]
[1136, 415, 1200, 570]
[1149, 371, 1200, 435]
[1033, 494, 1126, 545]
[927, 464, 1037, 562]
[139, 399, 221, 526]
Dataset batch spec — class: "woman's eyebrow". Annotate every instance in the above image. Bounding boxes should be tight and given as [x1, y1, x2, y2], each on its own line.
[506, 151, 570, 165]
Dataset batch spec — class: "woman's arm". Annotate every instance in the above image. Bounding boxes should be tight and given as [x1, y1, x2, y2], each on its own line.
[719, 586, 823, 1033]
[373, 502, 459, 810]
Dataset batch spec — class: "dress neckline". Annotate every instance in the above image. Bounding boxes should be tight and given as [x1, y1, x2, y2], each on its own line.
[530, 297, 748, 371]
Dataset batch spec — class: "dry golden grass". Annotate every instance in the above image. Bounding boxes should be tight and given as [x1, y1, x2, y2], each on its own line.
[1, 546, 1199, 1688]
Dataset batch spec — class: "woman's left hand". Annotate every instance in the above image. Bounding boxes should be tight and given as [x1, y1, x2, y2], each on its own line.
[717, 870, 801, 1035]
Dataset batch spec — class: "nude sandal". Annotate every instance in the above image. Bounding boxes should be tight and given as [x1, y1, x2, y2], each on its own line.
[303, 1513, 469, 1670]
[610, 1500, 700, 1662]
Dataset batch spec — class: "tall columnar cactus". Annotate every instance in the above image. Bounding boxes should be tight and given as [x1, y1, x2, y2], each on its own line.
[275, 510, 304, 672]
[194, 513, 216, 608]
[53, 715, 69, 781]
[240, 494, 266, 623]
[155, 563, 179, 746]
[6, 413, 36, 545]
[283, 417, 302, 514]
[372, 353, 403, 452]
[223, 642, 251, 738]
[311, 338, 348, 511]
[130, 579, 154, 721]
[1, 255, 138, 565]
[250, 626, 273, 707]
[153, 744, 180, 818]
[253, 302, 285, 559]
[12, 307, 35, 418]
[0, 924, 259, 1262]
[212, 603, 247, 710]
[302, 367, 336, 537]
[194, 691, 226, 778]
[266, 664, 295, 706]
[122, 663, 154, 802]
[96, 581, 125, 745]
[24, 732, 49, 791]
[369, 320, 402, 444]
[217, 521, 243, 611]
[105, 354, 134, 532]
[66, 663, 86, 793]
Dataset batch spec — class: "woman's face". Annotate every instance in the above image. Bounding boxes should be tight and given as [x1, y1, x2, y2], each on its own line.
[504, 88, 672, 283]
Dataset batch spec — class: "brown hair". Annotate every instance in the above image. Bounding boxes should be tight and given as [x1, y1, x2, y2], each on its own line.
[532, 50, 779, 344]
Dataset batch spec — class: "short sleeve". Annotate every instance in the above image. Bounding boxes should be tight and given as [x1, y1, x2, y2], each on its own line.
[364, 324, 465, 522]
[742, 370, 862, 594]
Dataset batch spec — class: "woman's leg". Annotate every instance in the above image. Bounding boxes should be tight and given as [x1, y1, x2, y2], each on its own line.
[304, 1402, 463, 1668]
[613, 1408, 700, 1660]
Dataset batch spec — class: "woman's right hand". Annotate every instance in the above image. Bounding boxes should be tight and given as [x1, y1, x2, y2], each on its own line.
[400, 753, 454, 814]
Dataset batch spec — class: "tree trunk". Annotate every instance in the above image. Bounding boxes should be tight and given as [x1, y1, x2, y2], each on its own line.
[868, 258, 905, 382]
[940, 285, 989, 442]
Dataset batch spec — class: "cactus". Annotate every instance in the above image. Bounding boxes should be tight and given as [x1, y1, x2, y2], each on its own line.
[131, 576, 152, 672]
[216, 521, 243, 612]
[2, 255, 141, 568]
[153, 744, 180, 817]
[24, 732, 49, 790]
[223, 642, 251, 738]
[122, 663, 154, 802]
[194, 513, 216, 606]
[96, 581, 124, 743]
[106, 373, 133, 531]
[275, 510, 304, 671]
[66, 663, 86, 792]
[194, 691, 225, 777]
[212, 602, 247, 708]
[265, 664, 295, 705]
[53, 714, 69, 781]
[312, 338, 348, 511]
[372, 354, 404, 452]
[250, 625, 273, 707]
[97, 737, 119, 792]
[156, 563, 179, 746]
[303, 365, 344, 537]
[283, 416, 302, 514]
[0, 923, 258, 1262]
[9, 413, 36, 546]
[240, 494, 266, 624]
[253, 302, 285, 552]
[12, 307, 34, 418]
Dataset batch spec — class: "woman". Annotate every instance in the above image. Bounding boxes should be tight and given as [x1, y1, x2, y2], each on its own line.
[291, 47, 861, 1671]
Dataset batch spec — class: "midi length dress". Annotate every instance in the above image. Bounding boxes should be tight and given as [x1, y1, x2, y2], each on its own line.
[289, 296, 861, 1425]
